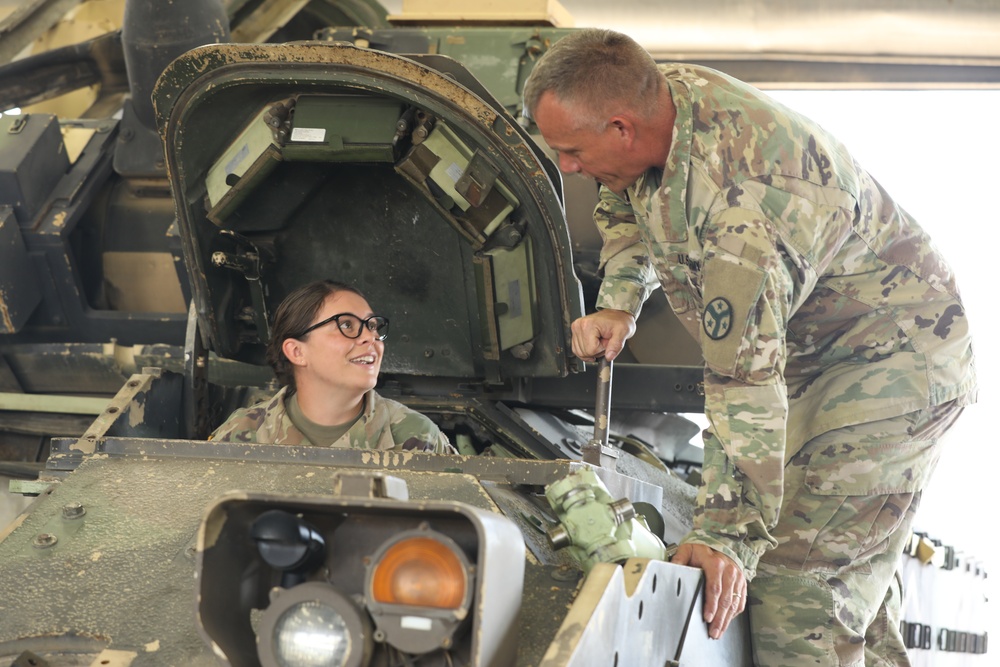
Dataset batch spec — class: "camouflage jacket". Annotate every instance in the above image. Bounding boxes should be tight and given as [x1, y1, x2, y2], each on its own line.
[594, 64, 977, 577]
[209, 386, 455, 454]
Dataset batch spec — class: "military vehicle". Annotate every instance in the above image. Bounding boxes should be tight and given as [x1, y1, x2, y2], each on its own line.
[0, 1, 991, 665]
[0, 0, 705, 453]
[0, 1, 753, 665]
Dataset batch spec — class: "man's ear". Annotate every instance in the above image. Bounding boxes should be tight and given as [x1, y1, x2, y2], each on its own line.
[609, 115, 637, 148]
[282, 337, 307, 367]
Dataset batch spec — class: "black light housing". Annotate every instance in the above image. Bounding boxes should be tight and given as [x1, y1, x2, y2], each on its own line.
[195, 484, 525, 667]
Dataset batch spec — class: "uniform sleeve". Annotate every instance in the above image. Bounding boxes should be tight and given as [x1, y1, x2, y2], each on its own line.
[592, 185, 660, 317]
[680, 197, 798, 579]
[390, 407, 457, 455]
[207, 390, 295, 444]
[208, 408, 258, 443]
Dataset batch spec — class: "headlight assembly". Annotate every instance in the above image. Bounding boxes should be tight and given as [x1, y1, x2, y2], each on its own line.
[257, 582, 372, 667]
[365, 528, 473, 654]
[196, 477, 524, 667]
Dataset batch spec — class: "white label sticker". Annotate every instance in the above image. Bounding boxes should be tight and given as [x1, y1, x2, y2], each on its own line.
[445, 162, 464, 184]
[400, 616, 433, 631]
[290, 127, 327, 143]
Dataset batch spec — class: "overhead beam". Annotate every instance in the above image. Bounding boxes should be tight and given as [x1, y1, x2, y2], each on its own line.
[230, 0, 311, 43]
[0, 0, 85, 65]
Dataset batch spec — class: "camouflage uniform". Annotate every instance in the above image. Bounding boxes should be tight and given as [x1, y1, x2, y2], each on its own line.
[593, 64, 977, 665]
[209, 386, 455, 454]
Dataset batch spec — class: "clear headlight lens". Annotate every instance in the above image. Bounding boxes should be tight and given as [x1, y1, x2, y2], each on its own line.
[273, 600, 351, 667]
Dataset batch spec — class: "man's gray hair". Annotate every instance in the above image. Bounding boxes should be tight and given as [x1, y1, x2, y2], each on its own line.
[523, 28, 662, 128]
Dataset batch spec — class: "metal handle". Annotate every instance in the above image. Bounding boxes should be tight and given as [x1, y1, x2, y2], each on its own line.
[592, 356, 613, 447]
[583, 356, 618, 468]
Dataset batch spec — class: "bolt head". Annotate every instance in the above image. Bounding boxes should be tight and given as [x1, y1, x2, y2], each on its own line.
[62, 502, 86, 519]
[33, 533, 58, 549]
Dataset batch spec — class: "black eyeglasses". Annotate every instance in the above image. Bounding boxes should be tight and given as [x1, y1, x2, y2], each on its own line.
[291, 313, 390, 340]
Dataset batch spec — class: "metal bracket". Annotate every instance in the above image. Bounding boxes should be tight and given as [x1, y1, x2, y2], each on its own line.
[456, 149, 499, 207]
[211, 229, 272, 341]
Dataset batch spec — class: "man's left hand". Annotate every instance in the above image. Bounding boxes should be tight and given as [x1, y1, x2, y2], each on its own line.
[671, 543, 747, 639]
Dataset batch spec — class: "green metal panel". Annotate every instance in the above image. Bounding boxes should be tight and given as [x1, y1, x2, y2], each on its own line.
[488, 239, 535, 350]
[282, 95, 402, 162]
[205, 106, 278, 215]
[0, 392, 109, 415]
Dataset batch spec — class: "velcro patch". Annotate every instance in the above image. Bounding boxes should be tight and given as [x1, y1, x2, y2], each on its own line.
[701, 256, 767, 377]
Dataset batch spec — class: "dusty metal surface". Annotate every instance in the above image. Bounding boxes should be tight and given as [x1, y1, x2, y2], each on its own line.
[538, 558, 751, 666]
[47, 436, 584, 480]
[516, 562, 584, 666]
[0, 447, 700, 666]
[0, 454, 506, 664]
[46, 434, 670, 516]
[479, 478, 577, 567]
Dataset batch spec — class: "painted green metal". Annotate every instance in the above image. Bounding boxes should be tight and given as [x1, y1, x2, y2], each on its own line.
[0, 392, 109, 415]
[545, 466, 669, 573]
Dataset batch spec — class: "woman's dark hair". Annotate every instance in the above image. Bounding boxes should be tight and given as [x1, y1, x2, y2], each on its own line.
[266, 280, 366, 392]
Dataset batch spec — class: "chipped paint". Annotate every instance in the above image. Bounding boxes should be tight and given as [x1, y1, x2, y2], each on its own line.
[0, 510, 29, 543]
[126, 397, 146, 429]
[156, 43, 502, 136]
[199, 491, 251, 550]
[51, 211, 67, 228]
[91, 649, 138, 665]
[538, 564, 618, 666]
[72, 434, 99, 455]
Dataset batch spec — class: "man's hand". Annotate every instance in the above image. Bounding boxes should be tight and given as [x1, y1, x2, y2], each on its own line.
[570, 310, 636, 361]
[671, 543, 747, 640]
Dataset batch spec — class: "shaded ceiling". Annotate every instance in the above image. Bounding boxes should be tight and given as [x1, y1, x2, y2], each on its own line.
[381, 0, 1000, 87]
[385, 0, 1000, 59]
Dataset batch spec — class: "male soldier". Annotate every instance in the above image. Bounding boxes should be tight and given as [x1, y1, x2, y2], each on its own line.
[211, 279, 454, 454]
[524, 29, 976, 666]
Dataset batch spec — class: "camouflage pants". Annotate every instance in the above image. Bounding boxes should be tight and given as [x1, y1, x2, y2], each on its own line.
[748, 401, 964, 667]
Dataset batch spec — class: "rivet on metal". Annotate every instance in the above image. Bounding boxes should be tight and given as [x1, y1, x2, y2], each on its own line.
[62, 502, 86, 519]
[33, 533, 58, 549]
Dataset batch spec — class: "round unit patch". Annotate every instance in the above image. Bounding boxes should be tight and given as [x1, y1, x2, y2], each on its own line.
[702, 297, 733, 340]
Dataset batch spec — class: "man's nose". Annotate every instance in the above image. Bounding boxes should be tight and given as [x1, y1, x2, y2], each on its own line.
[558, 152, 580, 174]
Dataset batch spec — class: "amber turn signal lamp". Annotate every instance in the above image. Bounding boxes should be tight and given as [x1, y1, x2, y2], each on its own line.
[370, 536, 467, 609]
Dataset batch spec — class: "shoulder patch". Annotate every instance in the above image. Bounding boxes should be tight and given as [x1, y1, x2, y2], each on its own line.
[701, 255, 768, 378]
[703, 297, 733, 340]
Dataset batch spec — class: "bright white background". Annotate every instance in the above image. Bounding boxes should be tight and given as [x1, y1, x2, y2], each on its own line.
[770, 89, 999, 644]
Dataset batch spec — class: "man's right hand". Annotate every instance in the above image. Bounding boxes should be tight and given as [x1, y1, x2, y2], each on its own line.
[671, 543, 747, 640]
[570, 309, 636, 362]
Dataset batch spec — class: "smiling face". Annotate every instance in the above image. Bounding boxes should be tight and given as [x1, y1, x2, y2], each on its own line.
[532, 91, 648, 195]
[282, 290, 384, 400]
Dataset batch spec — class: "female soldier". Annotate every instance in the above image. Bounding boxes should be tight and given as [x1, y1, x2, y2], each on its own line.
[211, 279, 454, 453]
